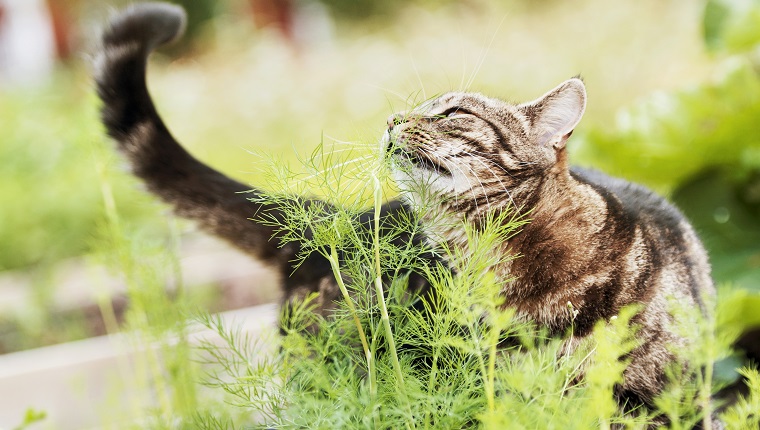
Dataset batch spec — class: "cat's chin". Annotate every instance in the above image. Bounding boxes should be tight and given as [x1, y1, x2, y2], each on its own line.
[380, 129, 392, 153]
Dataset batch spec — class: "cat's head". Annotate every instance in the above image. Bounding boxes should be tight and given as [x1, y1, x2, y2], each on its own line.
[386, 78, 586, 214]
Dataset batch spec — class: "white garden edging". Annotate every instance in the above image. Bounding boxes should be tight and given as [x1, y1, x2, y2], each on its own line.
[0, 303, 279, 429]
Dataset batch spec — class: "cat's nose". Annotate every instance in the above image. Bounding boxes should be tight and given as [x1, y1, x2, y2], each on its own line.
[387, 112, 407, 129]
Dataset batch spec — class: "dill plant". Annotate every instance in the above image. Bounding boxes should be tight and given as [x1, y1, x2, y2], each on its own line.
[190, 135, 760, 429]
[90, 144, 203, 428]
[88, 131, 760, 428]
[87, 107, 759, 429]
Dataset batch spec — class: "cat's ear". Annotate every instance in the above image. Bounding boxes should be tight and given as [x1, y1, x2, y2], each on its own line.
[519, 78, 586, 149]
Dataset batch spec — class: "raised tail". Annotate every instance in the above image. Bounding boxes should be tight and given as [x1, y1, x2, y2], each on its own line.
[95, 2, 185, 139]
[93, 3, 290, 265]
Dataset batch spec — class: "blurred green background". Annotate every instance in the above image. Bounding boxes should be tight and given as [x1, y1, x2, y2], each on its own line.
[1, 0, 759, 352]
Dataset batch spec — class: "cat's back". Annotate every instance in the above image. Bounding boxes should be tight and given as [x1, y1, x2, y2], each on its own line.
[570, 167, 681, 226]
[570, 166, 713, 301]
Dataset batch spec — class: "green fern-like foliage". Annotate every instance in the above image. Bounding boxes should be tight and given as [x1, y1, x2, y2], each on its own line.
[191, 141, 757, 429]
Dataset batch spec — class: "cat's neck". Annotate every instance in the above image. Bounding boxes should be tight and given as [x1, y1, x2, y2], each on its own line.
[530, 158, 604, 225]
[485, 152, 606, 241]
[500, 156, 610, 296]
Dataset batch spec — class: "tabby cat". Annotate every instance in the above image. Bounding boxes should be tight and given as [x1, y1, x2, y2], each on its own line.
[94, 1, 715, 418]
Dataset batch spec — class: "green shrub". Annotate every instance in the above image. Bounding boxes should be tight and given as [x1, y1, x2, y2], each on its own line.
[188, 142, 759, 429]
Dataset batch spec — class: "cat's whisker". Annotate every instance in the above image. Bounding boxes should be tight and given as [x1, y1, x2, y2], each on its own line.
[322, 134, 365, 147]
[437, 155, 487, 215]
[458, 149, 517, 209]
[457, 162, 491, 212]
[464, 147, 526, 184]
[363, 84, 410, 105]
[464, 15, 506, 91]
[320, 142, 366, 156]
[300, 154, 375, 183]
[409, 54, 427, 101]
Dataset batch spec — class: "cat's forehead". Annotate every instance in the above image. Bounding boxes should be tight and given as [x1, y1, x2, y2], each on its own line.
[416, 91, 515, 114]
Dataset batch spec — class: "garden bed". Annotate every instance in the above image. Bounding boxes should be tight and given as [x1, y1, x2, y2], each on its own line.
[0, 233, 281, 428]
[0, 303, 279, 429]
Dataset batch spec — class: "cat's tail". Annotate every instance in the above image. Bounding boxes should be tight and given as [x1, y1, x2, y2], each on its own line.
[95, 2, 185, 137]
[93, 3, 292, 265]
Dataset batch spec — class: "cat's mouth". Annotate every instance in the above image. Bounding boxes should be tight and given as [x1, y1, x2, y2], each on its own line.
[390, 145, 451, 176]
[409, 151, 450, 175]
[386, 129, 451, 176]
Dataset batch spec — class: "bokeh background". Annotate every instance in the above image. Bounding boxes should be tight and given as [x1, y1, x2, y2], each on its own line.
[1, 0, 759, 426]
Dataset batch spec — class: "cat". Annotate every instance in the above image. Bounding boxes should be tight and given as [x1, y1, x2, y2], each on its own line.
[385, 82, 715, 412]
[94, 1, 716, 420]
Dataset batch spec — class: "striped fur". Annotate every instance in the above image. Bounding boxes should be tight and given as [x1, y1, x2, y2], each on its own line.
[94, 3, 716, 421]
[387, 81, 715, 409]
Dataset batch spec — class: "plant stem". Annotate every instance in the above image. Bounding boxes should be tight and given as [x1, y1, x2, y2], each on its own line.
[93, 153, 143, 420]
[326, 246, 375, 398]
[700, 312, 715, 430]
[372, 176, 406, 392]
[425, 348, 440, 429]
[469, 322, 493, 412]
[146, 340, 175, 422]
[487, 326, 498, 414]
[372, 175, 415, 429]
[94, 157, 123, 337]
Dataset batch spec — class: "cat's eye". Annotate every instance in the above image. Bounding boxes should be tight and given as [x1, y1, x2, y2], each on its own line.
[439, 108, 461, 119]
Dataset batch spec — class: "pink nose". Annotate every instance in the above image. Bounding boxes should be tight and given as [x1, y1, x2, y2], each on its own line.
[387, 112, 406, 128]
